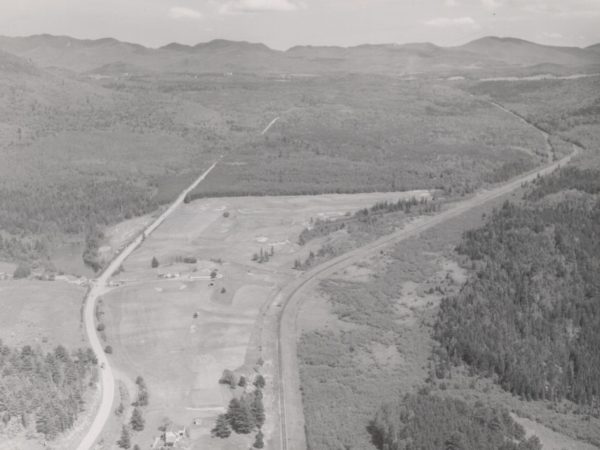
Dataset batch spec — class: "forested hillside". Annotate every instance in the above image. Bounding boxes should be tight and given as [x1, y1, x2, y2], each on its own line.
[0, 51, 218, 266]
[435, 167, 600, 411]
[370, 392, 542, 450]
[0, 51, 550, 269]
[0, 342, 98, 439]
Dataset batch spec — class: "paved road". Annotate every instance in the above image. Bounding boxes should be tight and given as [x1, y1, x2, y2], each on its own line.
[76, 160, 220, 450]
[274, 146, 580, 450]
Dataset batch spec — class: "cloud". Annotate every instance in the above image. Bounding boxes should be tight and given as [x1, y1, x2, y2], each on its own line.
[423, 16, 480, 28]
[168, 6, 203, 20]
[219, 0, 304, 14]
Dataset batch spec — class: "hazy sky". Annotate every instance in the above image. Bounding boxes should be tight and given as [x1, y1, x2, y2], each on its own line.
[1, 0, 599, 49]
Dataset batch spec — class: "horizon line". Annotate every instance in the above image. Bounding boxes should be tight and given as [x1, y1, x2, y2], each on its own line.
[1, 32, 597, 53]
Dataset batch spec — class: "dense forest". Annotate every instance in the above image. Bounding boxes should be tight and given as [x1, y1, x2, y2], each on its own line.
[435, 167, 600, 412]
[370, 392, 541, 450]
[0, 342, 98, 439]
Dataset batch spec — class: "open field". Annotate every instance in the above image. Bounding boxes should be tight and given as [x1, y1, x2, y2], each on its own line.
[100, 191, 424, 449]
[0, 279, 86, 348]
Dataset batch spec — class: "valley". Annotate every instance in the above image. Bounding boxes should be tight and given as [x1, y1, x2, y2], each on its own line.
[0, 30, 599, 450]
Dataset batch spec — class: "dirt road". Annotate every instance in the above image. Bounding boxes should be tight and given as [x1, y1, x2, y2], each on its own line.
[76, 159, 219, 450]
[274, 146, 580, 450]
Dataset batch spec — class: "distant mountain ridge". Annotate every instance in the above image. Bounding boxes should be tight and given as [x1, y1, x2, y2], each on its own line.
[0, 34, 598, 75]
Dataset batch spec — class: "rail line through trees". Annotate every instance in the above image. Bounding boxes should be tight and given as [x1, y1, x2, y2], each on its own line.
[272, 103, 582, 450]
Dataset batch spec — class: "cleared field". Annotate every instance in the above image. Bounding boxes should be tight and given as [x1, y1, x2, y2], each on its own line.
[0, 279, 86, 348]
[101, 191, 424, 449]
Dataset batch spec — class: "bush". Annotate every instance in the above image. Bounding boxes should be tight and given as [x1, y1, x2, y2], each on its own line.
[104, 345, 113, 354]
[96, 323, 105, 332]
[151, 256, 159, 268]
[223, 211, 230, 218]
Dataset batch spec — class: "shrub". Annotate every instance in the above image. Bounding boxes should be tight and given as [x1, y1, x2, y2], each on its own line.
[151, 256, 159, 268]
[104, 345, 113, 354]
[96, 323, 105, 332]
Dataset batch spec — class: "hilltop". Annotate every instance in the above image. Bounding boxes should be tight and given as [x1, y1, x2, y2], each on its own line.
[0, 34, 598, 75]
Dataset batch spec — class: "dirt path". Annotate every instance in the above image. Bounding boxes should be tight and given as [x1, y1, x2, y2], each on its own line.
[76, 159, 220, 450]
[261, 117, 280, 135]
[273, 145, 580, 450]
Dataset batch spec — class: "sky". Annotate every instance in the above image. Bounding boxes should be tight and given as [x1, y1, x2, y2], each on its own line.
[1, 0, 599, 50]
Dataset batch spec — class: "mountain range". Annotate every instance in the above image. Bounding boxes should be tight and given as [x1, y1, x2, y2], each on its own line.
[0, 34, 598, 76]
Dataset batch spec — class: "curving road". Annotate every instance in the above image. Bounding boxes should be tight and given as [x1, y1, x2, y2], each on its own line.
[76, 159, 220, 450]
[274, 145, 581, 450]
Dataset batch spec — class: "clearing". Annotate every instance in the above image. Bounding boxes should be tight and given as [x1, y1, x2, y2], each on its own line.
[100, 190, 426, 449]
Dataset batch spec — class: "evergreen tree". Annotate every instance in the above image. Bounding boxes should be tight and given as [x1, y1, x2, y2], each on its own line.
[251, 392, 265, 428]
[253, 430, 265, 448]
[212, 414, 231, 438]
[130, 407, 145, 431]
[151, 257, 159, 268]
[227, 398, 255, 434]
[117, 426, 131, 449]
[254, 374, 266, 389]
[13, 263, 31, 279]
